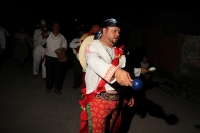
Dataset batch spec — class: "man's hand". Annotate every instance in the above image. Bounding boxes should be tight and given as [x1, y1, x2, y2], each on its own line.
[127, 97, 134, 107]
[114, 69, 133, 86]
[62, 47, 66, 52]
[41, 32, 48, 39]
[141, 68, 149, 74]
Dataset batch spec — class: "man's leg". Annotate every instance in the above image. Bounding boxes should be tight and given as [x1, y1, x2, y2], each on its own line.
[45, 56, 54, 92]
[73, 57, 82, 89]
[54, 58, 63, 93]
[87, 98, 119, 133]
[42, 58, 46, 79]
[41, 49, 46, 79]
[33, 47, 42, 77]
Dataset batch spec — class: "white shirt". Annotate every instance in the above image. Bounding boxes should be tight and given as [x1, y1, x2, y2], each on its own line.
[69, 38, 80, 55]
[44, 32, 67, 58]
[85, 40, 126, 94]
[0, 29, 6, 49]
[140, 62, 149, 69]
[85, 40, 143, 94]
[33, 29, 45, 48]
[15, 32, 27, 43]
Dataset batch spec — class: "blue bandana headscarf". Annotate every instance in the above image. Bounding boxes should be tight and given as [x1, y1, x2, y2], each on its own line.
[94, 18, 120, 40]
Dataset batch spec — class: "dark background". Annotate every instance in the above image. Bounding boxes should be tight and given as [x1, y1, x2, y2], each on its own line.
[1, 2, 200, 41]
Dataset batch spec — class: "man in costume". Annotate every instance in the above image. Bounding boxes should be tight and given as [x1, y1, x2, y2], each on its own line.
[78, 18, 149, 133]
[33, 19, 48, 80]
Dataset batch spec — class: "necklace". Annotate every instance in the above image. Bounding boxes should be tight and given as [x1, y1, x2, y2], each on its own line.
[100, 40, 115, 60]
[103, 45, 115, 60]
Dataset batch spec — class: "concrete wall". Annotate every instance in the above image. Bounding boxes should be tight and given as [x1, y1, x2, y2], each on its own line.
[179, 35, 200, 80]
[128, 24, 200, 80]
[145, 25, 183, 78]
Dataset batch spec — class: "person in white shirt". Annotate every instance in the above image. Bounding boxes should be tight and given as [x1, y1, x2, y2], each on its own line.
[33, 19, 48, 79]
[44, 22, 67, 94]
[13, 25, 31, 68]
[69, 30, 86, 89]
[140, 56, 150, 79]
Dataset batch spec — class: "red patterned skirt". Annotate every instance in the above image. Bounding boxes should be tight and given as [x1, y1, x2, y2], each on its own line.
[86, 93, 121, 133]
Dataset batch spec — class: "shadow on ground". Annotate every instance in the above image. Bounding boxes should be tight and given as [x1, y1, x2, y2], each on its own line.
[116, 81, 179, 133]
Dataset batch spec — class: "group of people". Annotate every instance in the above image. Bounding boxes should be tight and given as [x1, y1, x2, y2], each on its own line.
[2, 18, 151, 132]
[32, 19, 103, 94]
[32, 18, 151, 132]
[32, 20, 67, 94]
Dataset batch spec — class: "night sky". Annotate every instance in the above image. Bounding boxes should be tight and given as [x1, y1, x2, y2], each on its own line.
[2, 1, 125, 38]
[1, 1, 200, 40]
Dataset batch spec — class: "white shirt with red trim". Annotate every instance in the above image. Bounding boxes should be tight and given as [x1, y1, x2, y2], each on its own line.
[85, 40, 125, 94]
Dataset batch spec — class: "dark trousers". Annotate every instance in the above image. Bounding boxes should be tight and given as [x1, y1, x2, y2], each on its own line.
[73, 57, 82, 88]
[45, 55, 63, 90]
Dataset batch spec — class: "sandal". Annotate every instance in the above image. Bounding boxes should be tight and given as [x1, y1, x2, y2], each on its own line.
[46, 89, 51, 93]
[54, 89, 62, 94]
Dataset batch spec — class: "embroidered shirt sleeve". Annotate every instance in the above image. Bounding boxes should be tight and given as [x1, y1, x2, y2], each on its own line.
[103, 65, 119, 82]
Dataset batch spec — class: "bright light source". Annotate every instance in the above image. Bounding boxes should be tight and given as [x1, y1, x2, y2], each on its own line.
[75, 19, 77, 21]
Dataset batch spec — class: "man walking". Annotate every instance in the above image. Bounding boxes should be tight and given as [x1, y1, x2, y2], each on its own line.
[33, 19, 48, 80]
